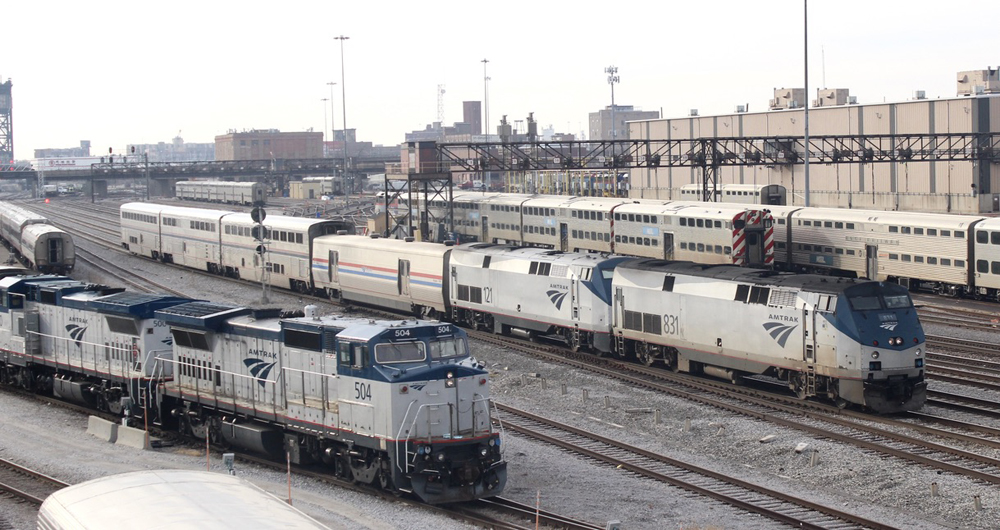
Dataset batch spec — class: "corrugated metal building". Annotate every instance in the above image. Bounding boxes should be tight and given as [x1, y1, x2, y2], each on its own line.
[628, 69, 1000, 214]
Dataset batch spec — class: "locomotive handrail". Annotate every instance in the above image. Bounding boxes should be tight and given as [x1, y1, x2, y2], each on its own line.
[395, 394, 497, 474]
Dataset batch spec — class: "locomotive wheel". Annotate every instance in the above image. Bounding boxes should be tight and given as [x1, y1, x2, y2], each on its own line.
[792, 375, 808, 400]
[635, 343, 655, 366]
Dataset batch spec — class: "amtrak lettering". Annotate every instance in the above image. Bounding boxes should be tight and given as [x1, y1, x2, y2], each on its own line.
[68, 316, 88, 324]
[247, 349, 278, 359]
[767, 314, 799, 323]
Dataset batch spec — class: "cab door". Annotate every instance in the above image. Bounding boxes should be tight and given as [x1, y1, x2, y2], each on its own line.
[663, 233, 674, 260]
[328, 250, 339, 283]
[398, 259, 411, 297]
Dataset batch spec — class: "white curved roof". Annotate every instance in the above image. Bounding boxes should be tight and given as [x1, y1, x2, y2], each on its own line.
[38, 469, 329, 530]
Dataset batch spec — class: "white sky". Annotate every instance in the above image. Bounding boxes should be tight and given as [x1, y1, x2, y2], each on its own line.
[4, 0, 999, 160]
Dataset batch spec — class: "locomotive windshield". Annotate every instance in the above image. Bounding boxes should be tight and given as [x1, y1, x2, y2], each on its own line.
[375, 341, 426, 364]
[429, 336, 468, 359]
[844, 283, 914, 311]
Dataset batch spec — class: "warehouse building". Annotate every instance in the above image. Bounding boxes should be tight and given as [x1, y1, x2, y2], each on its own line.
[628, 68, 1000, 214]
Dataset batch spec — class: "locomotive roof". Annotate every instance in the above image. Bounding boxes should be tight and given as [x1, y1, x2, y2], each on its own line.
[154, 301, 252, 329]
[455, 242, 623, 266]
[83, 292, 194, 318]
[618, 259, 866, 294]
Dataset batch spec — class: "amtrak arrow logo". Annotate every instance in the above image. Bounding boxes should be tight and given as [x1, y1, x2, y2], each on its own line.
[162, 336, 174, 346]
[762, 322, 798, 348]
[546, 289, 568, 310]
[65, 324, 87, 347]
[879, 322, 898, 331]
[244, 358, 277, 388]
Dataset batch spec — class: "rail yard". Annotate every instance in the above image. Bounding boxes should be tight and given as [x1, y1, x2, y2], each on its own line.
[2, 195, 1000, 529]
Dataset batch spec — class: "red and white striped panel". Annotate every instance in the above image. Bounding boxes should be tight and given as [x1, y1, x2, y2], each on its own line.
[761, 211, 775, 265]
[731, 211, 748, 265]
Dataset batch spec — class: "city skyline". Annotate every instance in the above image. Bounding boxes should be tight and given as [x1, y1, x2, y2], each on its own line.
[4, 0, 999, 160]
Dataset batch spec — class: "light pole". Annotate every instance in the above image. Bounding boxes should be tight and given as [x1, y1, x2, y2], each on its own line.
[321, 98, 329, 153]
[605, 65, 620, 197]
[334, 35, 350, 200]
[481, 58, 489, 140]
[326, 81, 337, 154]
[604, 65, 619, 141]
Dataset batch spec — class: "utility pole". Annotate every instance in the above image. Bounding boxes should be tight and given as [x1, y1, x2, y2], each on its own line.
[334, 35, 350, 202]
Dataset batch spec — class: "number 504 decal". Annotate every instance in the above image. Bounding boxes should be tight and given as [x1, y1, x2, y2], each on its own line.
[355, 381, 371, 401]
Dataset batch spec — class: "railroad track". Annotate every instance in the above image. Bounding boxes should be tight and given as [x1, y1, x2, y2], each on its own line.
[232, 452, 602, 529]
[927, 334, 999, 356]
[0, 457, 69, 507]
[469, 329, 1000, 486]
[497, 404, 895, 530]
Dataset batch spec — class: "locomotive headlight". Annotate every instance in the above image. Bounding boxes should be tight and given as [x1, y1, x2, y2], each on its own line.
[436, 452, 446, 462]
[488, 438, 496, 447]
[480, 447, 489, 457]
[445, 371, 456, 388]
[915, 348, 921, 356]
[871, 351, 880, 359]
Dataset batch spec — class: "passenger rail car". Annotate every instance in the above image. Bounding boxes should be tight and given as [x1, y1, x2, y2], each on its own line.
[421, 192, 774, 267]
[175, 180, 266, 206]
[612, 260, 926, 413]
[767, 205, 1000, 301]
[155, 302, 506, 503]
[312, 235, 451, 317]
[0, 274, 192, 421]
[679, 183, 787, 205]
[121, 202, 354, 292]
[0, 201, 75, 274]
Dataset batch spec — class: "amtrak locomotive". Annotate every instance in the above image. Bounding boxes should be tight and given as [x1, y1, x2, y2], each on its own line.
[0, 273, 506, 503]
[154, 303, 506, 503]
[310, 235, 926, 413]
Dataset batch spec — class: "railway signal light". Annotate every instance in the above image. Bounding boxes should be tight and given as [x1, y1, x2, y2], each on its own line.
[251, 207, 266, 223]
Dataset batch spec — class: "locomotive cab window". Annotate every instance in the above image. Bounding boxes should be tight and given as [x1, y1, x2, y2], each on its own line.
[375, 341, 425, 364]
[429, 336, 467, 359]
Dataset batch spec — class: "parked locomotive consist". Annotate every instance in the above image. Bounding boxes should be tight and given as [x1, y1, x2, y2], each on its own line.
[155, 302, 506, 503]
[0, 273, 506, 504]
[120, 202, 354, 292]
[175, 180, 266, 206]
[420, 192, 775, 267]
[0, 201, 75, 274]
[311, 235, 926, 413]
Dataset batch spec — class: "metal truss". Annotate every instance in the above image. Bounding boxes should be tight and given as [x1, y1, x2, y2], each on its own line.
[433, 133, 1000, 201]
[382, 174, 454, 241]
[436, 133, 1000, 172]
